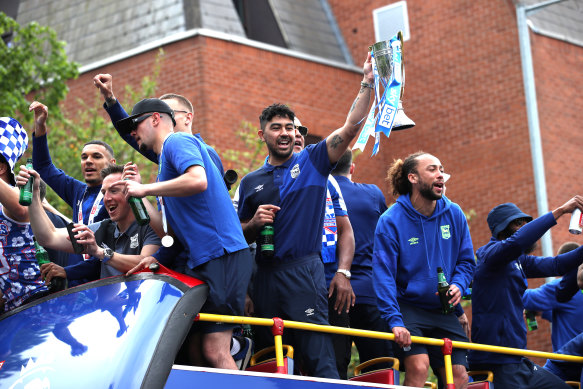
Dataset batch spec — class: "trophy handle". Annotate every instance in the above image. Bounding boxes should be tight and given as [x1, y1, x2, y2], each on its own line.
[397, 31, 405, 99]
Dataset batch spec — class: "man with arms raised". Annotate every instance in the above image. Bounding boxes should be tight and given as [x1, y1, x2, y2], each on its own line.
[373, 151, 475, 388]
[236, 53, 374, 378]
[30, 102, 116, 280]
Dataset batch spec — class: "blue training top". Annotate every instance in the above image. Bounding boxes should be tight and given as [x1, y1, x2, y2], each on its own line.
[237, 140, 334, 265]
[523, 278, 583, 352]
[334, 175, 387, 305]
[158, 132, 247, 269]
[373, 193, 475, 329]
[469, 211, 583, 365]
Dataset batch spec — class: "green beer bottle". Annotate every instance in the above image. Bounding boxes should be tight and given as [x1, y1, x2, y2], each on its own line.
[35, 239, 67, 292]
[259, 224, 274, 258]
[19, 158, 34, 206]
[437, 267, 454, 315]
[525, 310, 538, 331]
[125, 178, 150, 225]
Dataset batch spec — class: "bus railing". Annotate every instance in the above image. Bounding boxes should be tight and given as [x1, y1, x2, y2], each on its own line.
[195, 313, 583, 388]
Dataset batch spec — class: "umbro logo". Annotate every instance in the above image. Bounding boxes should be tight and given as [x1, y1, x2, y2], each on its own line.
[408, 237, 419, 245]
[305, 308, 315, 316]
[254, 184, 264, 192]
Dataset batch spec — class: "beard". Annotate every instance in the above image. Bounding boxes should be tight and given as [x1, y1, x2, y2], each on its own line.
[266, 137, 293, 161]
[419, 181, 442, 201]
[139, 143, 149, 153]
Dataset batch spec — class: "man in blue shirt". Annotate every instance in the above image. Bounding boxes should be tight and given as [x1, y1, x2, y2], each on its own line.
[469, 200, 583, 389]
[29, 101, 116, 281]
[236, 53, 374, 379]
[522, 242, 583, 352]
[292, 119, 355, 379]
[331, 149, 395, 368]
[373, 151, 475, 388]
[116, 98, 252, 370]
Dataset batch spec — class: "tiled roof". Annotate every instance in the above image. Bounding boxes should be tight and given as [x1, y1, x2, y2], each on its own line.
[15, 0, 350, 66]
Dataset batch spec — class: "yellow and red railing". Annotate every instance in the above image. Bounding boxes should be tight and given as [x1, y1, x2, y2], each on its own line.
[195, 313, 583, 387]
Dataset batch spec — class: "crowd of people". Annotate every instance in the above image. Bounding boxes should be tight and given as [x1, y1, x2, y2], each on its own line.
[1, 51, 583, 388]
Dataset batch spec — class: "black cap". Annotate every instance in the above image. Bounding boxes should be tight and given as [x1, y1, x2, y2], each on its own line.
[115, 98, 176, 134]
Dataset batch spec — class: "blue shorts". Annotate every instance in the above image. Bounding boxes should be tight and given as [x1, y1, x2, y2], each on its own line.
[397, 301, 468, 368]
[186, 248, 253, 333]
[253, 255, 329, 324]
[252, 255, 338, 379]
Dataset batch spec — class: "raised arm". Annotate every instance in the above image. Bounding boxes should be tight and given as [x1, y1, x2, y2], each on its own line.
[326, 52, 374, 164]
[29, 101, 87, 207]
[94, 74, 158, 163]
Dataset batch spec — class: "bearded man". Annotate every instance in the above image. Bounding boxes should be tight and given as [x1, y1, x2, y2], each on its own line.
[373, 151, 475, 388]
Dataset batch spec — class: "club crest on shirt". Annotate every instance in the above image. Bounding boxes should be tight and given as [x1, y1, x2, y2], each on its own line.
[130, 234, 139, 249]
[290, 164, 300, 179]
[440, 225, 451, 239]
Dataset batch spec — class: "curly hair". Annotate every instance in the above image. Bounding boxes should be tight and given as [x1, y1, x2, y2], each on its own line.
[387, 151, 427, 197]
[259, 103, 295, 130]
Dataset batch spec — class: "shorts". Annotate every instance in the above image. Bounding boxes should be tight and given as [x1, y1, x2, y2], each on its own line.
[397, 301, 468, 369]
[186, 248, 252, 333]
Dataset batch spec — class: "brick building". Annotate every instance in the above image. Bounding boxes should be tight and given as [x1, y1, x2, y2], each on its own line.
[7, 0, 583, 362]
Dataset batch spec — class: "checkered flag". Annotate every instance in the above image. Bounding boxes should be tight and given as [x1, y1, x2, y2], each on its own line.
[0, 117, 28, 172]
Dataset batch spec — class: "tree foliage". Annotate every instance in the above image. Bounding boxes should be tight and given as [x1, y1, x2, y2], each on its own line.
[0, 12, 78, 121]
[214, 120, 265, 194]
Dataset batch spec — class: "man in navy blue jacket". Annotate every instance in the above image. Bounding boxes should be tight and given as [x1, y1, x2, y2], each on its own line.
[29, 101, 115, 284]
[469, 199, 583, 389]
[373, 151, 475, 388]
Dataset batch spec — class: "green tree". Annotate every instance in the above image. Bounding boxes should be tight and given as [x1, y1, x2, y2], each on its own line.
[0, 12, 78, 121]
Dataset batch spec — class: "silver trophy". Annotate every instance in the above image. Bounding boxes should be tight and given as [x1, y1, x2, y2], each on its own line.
[370, 31, 415, 131]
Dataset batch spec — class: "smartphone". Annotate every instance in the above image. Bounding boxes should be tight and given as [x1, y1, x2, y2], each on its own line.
[66, 222, 84, 254]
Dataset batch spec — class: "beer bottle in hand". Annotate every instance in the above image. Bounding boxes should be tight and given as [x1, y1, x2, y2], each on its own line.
[35, 239, 67, 292]
[19, 159, 34, 206]
[437, 267, 454, 314]
[525, 310, 538, 331]
[259, 224, 274, 258]
[125, 178, 150, 225]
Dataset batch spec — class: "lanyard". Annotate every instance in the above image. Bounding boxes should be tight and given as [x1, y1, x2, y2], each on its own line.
[157, 133, 175, 247]
[77, 188, 104, 259]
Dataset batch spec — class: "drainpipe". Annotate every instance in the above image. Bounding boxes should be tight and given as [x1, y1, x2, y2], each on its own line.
[516, 0, 565, 261]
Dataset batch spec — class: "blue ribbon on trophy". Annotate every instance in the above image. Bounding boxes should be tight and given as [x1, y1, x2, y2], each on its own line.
[353, 31, 415, 155]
